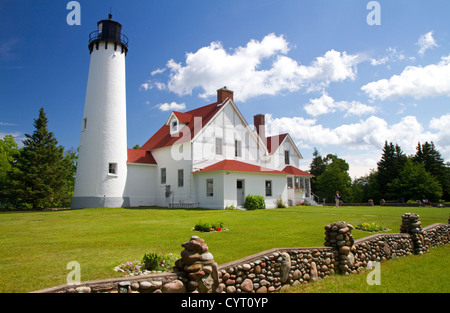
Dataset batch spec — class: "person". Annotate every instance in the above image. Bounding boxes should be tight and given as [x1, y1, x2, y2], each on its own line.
[335, 191, 340, 208]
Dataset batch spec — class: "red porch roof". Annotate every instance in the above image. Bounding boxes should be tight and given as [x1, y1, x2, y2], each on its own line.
[282, 165, 314, 177]
[195, 160, 285, 175]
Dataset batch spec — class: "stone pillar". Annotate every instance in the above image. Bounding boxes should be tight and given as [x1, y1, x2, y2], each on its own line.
[400, 213, 425, 255]
[175, 236, 219, 293]
[324, 222, 355, 274]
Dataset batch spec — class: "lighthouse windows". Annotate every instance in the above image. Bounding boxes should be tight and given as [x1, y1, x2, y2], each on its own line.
[108, 163, 118, 176]
[82, 118, 87, 130]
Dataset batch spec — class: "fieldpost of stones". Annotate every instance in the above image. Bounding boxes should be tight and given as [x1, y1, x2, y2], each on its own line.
[324, 222, 355, 274]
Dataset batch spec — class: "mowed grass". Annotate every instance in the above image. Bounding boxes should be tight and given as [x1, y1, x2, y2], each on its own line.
[284, 245, 450, 293]
[0, 206, 448, 293]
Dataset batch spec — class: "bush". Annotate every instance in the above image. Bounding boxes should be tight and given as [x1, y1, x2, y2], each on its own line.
[276, 197, 286, 208]
[225, 204, 236, 210]
[194, 221, 224, 232]
[142, 252, 160, 270]
[142, 252, 178, 272]
[244, 195, 266, 210]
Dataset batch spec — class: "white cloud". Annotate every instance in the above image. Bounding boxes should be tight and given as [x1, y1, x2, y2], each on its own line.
[370, 47, 405, 66]
[304, 93, 377, 117]
[140, 81, 166, 91]
[362, 55, 450, 100]
[417, 31, 438, 56]
[265, 114, 436, 155]
[151, 68, 166, 76]
[156, 102, 186, 112]
[150, 33, 361, 101]
[429, 114, 450, 159]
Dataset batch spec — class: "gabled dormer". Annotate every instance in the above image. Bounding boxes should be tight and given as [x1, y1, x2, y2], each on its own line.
[166, 111, 192, 135]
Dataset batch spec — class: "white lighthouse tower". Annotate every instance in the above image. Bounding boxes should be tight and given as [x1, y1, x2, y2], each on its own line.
[72, 14, 130, 209]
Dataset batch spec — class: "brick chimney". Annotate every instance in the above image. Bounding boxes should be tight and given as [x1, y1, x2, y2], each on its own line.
[217, 87, 234, 103]
[254, 114, 266, 140]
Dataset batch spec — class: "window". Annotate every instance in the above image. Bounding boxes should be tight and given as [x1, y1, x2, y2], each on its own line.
[265, 180, 272, 197]
[287, 177, 293, 189]
[284, 150, 290, 165]
[235, 140, 242, 158]
[178, 169, 184, 187]
[215, 138, 222, 155]
[108, 163, 117, 175]
[171, 120, 178, 133]
[161, 168, 166, 185]
[206, 179, 213, 197]
[82, 118, 87, 130]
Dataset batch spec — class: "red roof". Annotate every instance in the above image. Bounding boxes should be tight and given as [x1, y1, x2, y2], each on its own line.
[127, 149, 157, 165]
[141, 102, 223, 151]
[195, 160, 285, 175]
[282, 165, 314, 177]
[266, 134, 288, 154]
[172, 111, 192, 123]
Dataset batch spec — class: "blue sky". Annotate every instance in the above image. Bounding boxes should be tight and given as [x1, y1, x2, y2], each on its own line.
[1, 0, 449, 178]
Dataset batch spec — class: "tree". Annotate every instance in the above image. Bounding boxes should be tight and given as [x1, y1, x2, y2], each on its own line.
[0, 135, 19, 207]
[376, 141, 407, 200]
[388, 158, 442, 202]
[8, 108, 73, 209]
[314, 154, 352, 203]
[309, 148, 326, 193]
[413, 141, 449, 200]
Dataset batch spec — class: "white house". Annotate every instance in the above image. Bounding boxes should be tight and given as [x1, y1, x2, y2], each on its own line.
[125, 88, 314, 209]
[72, 15, 313, 210]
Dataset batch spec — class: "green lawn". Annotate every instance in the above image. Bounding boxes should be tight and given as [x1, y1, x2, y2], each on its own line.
[284, 245, 450, 293]
[0, 206, 448, 293]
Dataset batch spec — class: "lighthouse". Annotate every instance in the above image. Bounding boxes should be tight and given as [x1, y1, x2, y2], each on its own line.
[72, 14, 130, 209]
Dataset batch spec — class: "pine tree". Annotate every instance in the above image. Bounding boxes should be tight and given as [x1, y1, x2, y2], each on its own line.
[389, 157, 442, 202]
[0, 135, 19, 207]
[376, 141, 406, 200]
[9, 108, 72, 209]
[413, 141, 449, 200]
[309, 148, 326, 194]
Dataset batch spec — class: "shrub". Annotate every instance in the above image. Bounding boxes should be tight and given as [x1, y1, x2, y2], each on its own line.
[244, 195, 266, 210]
[142, 252, 160, 270]
[194, 221, 224, 232]
[276, 198, 287, 208]
[225, 204, 236, 210]
[142, 252, 178, 272]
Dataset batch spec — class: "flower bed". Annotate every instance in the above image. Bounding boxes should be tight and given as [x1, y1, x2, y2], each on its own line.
[114, 252, 179, 277]
[193, 221, 227, 232]
[355, 221, 389, 232]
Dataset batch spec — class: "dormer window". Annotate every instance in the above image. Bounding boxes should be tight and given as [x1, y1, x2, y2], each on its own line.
[172, 120, 178, 132]
[169, 117, 180, 135]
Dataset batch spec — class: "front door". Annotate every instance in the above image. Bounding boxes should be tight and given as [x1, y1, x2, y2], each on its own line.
[236, 180, 245, 206]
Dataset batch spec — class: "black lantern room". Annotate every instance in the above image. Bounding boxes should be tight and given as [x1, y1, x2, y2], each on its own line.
[88, 14, 128, 55]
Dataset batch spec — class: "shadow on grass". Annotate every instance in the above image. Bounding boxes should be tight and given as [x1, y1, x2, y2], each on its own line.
[123, 206, 215, 212]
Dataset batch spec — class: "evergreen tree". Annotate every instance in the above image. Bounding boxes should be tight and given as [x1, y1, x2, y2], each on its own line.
[389, 157, 442, 202]
[413, 141, 449, 200]
[309, 148, 326, 193]
[376, 141, 407, 200]
[0, 135, 19, 207]
[9, 108, 72, 209]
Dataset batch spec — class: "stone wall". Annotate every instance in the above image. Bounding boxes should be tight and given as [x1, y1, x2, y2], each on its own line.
[33, 213, 449, 293]
[215, 247, 335, 293]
